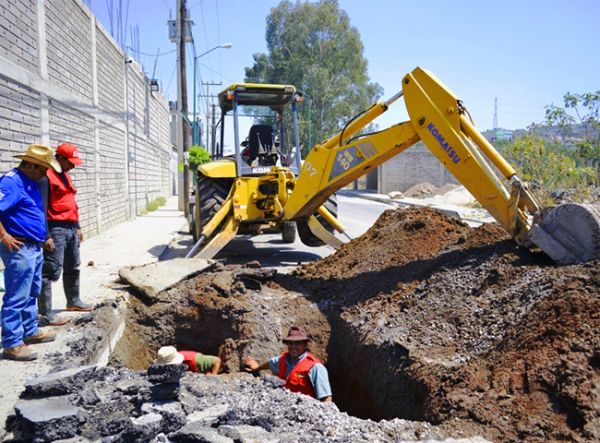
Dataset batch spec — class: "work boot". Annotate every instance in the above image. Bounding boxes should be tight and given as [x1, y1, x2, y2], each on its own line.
[24, 328, 56, 344]
[39, 313, 69, 327]
[66, 297, 94, 312]
[2, 344, 37, 361]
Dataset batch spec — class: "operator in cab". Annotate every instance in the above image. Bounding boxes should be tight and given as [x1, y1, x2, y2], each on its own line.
[243, 326, 333, 402]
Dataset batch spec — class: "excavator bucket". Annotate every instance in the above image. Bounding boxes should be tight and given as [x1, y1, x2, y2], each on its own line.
[529, 203, 600, 264]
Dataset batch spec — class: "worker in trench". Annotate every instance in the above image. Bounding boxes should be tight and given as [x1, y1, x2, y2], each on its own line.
[155, 345, 222, 375]
[243, 326, 333, 402]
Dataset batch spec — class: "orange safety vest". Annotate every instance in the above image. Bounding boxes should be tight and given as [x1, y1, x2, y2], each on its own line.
[179, 350, 199, 372]
[46, 168, 79, 222]
[278, 351, 320, 398]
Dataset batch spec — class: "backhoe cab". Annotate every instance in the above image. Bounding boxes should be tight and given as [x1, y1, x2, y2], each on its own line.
[189, 83, 338, 257]
[188, 68, 600, 265]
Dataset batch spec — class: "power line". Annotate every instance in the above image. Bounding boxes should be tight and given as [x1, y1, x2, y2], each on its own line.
[196, 61, 235, 84]
[128, 47, 176, 57]
[215, 0, 223, 75]
[197, 1, 210, 54]
[165, 64, 177, 95]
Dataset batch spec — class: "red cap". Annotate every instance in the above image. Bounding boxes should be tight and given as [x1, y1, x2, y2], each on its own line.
[56, 143, 83, 166]
[282, 326, 309, 343]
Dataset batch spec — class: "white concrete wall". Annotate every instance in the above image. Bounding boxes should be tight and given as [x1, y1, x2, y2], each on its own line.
[379, 142, 458, 193]
[0, 0, 175, 237]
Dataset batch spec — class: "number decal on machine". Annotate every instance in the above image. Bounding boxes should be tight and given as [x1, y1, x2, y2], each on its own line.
[337, 150, 354, 170]
[303, 162, 317, 176]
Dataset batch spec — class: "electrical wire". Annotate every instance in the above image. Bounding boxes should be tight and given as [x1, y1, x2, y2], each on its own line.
[196, 61, 235, 84]
[165, 64, 177, 96]
[215, 0, 223, 74]
[126, 47, 176, 57]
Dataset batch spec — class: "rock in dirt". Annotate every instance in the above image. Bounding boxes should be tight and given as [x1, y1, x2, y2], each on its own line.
[119, 258, 214, 302]
[15, 396, 82, 442]
[24, 365, 97, 397]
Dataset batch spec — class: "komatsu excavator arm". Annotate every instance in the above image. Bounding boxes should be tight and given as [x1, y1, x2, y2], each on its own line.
[283, 67, 600, 264]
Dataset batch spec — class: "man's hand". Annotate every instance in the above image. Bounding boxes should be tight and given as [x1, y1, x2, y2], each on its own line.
[77, 229, 84, 243]
[43, 237, 55, 252]
[1, 233, 23, 252]
[242, 356, 260, 372]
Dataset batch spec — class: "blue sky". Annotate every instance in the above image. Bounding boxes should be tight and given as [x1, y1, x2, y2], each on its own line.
[89, 0, 600, 131]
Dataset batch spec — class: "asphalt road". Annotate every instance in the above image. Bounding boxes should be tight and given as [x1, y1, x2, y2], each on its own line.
[210, 194, 391, 271]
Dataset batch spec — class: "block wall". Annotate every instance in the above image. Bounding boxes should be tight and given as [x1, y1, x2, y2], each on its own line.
[379, 142, 458, 193]
[0, 0, 175, 238]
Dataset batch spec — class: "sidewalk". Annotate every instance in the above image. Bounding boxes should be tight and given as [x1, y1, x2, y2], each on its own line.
[0, 196, 187, 432]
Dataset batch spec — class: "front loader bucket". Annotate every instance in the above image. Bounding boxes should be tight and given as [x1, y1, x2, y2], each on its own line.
[529, 203, 600, 264]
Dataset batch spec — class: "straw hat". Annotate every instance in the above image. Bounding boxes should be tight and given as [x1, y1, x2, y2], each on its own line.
[155, 346, 184, 365]
[14, 144, 61, 172]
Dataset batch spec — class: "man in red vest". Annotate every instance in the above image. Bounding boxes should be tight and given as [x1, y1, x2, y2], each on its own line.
[243, 326, 333, 402]
[38, 143, 93, 325]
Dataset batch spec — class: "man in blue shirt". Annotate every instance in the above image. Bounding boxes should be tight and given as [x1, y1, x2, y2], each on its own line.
[243, 326, 333, 402]
[0, 144, 61, 361]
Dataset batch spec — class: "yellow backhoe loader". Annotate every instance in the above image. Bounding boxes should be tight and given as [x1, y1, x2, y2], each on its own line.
[187, 67, 600, 265]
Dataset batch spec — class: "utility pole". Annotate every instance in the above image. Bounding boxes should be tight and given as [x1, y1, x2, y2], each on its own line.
[211, 103, 217, 157]
[177, 0, 190, 217]
[201, 81, 221, 154]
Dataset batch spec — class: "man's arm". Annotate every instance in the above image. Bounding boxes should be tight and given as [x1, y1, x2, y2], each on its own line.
[0, 181, 23, 251]
[0, 221, 23, 252]
[242, 356, 271, 372]
[38, 176, 55, 251]
[309, 363, 333, 402]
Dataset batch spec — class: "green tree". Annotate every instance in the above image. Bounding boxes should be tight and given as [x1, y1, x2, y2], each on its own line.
[188, 145, 211, 176]
[502, 134, 596, 202]
[245, 0, 382, 152]
[545, 91, 600, 164]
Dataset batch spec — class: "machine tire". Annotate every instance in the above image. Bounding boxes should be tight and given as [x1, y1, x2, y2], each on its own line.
[297, 194, 338, 247]
[281, 221, 296, 244]
[194, 174, 232, 241]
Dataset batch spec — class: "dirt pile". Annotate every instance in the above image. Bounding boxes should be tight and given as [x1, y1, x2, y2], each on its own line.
[15, 206, 597, 442]
[293, 207, 600, 442]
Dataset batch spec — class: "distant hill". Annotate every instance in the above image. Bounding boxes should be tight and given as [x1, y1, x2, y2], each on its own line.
[483, 124, 599, 147]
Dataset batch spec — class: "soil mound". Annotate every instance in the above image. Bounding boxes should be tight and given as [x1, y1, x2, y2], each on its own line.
[292, 207, 600, 442]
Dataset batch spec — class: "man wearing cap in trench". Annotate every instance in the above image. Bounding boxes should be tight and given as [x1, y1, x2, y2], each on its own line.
[38, 142, 93, 325]
[243, 326, 333, 402]
[155, 345, 222, 375]
[0, 144, 60, 361]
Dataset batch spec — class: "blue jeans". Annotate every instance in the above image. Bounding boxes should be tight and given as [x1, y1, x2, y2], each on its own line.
[1, 242, 42, 349]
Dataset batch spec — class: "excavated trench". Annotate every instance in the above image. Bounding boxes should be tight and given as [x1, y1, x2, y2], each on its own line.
[102, 206, 600, 442]
[109, 286, 428, 423]
[108, 264, 402, 422]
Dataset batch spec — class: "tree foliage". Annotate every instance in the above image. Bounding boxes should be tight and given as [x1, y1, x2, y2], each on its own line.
[245, 0, 382, 151]
[188, 145, 211, 175]
[544, 91, 600, 166]
[502, 134, 596, 197]
[500, 90, 600, 203]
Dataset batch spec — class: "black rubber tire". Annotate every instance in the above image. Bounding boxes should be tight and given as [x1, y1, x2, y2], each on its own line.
[281, 221, 297, 243]
[193, 174, 232, 241]
[297, 194, 338, 247]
